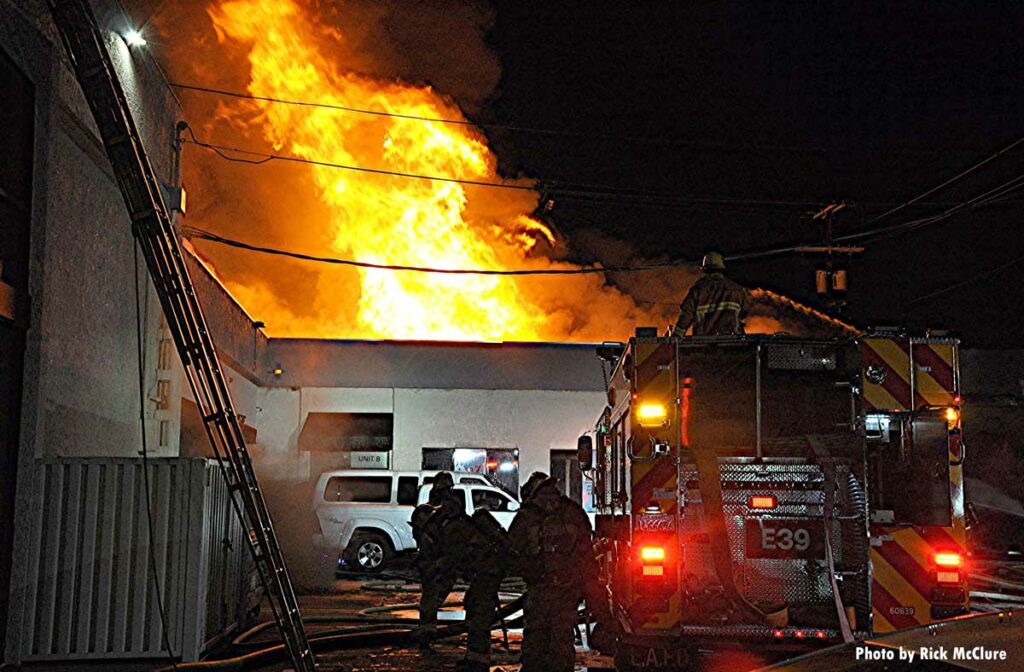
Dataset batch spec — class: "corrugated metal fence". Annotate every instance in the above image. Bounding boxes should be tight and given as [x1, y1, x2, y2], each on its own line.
[17, 457, 256, 662]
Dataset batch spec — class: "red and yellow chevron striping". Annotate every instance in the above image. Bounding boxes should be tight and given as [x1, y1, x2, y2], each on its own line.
[870, 525, 968, 632]
[630, 341, 682, 631]
[630, 341, 678, 515]
[862, 338, 957, 411]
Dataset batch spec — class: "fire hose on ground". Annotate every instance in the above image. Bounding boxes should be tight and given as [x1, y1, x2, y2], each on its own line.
[969, 566, 1024, 612]
[156, 585, 527, 671]
[228, 593, 527, 652]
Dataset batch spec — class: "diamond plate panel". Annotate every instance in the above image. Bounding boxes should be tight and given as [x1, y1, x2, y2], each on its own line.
[766, 343, 838, 370]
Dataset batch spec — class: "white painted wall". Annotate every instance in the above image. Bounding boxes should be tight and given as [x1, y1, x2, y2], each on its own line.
[13, 7, 182, 459]
[222, 381, 604, 487]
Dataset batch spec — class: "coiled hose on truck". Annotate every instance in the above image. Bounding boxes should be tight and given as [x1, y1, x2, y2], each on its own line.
[155, 593, 525, 671]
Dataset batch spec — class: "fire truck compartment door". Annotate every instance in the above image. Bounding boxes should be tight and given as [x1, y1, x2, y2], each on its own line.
[891, 413, 952, 527]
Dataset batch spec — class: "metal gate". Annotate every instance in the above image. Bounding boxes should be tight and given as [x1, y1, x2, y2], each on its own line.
[16, 457, 255, 662]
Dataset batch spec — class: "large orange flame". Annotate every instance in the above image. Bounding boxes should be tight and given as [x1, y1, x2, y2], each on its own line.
[203, 0, 673, 342]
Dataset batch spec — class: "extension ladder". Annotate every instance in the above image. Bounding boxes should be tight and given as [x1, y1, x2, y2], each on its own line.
[45, 1, 316, 669]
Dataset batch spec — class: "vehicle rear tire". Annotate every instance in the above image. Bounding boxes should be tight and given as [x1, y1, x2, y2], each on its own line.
[344, 531, 392, 573]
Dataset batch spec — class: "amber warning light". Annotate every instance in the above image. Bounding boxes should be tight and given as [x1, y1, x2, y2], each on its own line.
[636, 403, 668, 427]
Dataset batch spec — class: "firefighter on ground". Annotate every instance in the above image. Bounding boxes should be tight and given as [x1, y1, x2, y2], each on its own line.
[674, 250, 752, 336]
[411, 471, 459, 648]
[509, 472, 615, 672]
[411, 473, 511, 671]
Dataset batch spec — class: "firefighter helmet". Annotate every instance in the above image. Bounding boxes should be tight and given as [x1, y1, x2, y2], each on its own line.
[520, 471, 552, 502]
[427, 471, 455, 504]
[432, 471, 454, 490]
[701, 251, 726, 271]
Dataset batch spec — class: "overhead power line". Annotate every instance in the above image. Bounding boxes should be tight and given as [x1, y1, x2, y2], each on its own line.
[170, 82, 1009, 158]
[182, 127, 818, 205]
[182, 130, 537, 192]
[860, 134, 1024, 226]
[844, 172, 1024, 244]
[173, 82, 523, 130]
[169, 82, 835, 151]
[183, 123, 1024, 217]
[180, 226, 697, 275]
[906, 252, 1024, 306]
[182, 171, 1022, 277]
[727, 172, 1024, 262]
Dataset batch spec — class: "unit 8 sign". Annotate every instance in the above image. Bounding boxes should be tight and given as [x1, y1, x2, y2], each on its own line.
[745, 518, 825, 559]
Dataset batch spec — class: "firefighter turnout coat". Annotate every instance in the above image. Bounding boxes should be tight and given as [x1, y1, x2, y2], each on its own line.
[675, 272, 751, 336]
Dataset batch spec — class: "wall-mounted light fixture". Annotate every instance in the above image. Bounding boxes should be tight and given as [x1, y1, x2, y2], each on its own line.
[121, 28, 147, 47]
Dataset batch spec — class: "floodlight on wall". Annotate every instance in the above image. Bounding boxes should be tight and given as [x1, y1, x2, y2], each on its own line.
[122, 29, 147, 47]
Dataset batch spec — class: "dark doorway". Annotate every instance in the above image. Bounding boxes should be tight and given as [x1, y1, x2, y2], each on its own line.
[299, 412, 393, 478]
[0, 45, 34, 647]
[550, 450, 583, 505]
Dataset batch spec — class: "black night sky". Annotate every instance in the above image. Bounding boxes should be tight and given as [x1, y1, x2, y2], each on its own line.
[482, 1, 1023, 348]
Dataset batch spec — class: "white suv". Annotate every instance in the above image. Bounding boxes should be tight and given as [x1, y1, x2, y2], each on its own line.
[312, 469, 496, 572]
[414, 482, 521, 530]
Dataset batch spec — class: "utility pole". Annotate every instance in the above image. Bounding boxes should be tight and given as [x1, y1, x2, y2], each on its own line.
[797, 202, 863, 314]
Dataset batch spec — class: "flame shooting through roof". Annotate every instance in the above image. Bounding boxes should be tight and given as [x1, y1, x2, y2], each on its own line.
[201, 0, 672, 341]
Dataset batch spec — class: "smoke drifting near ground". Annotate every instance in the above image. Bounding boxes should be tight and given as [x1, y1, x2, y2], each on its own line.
[256, 457, 338, 591]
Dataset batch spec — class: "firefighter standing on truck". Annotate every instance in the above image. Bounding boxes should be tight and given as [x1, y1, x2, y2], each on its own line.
[509, 472, 614, 672]
[675, 250, 751, 335]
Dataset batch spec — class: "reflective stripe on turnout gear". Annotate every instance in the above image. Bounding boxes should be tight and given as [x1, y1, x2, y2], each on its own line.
[695, 300, 743, 318]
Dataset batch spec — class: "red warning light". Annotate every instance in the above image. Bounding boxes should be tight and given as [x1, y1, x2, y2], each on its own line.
[640, 546, 666, 562]
[748, 495, 778, 510]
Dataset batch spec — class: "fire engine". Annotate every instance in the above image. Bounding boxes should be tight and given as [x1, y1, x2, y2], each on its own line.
[577, 328, 968, 669]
